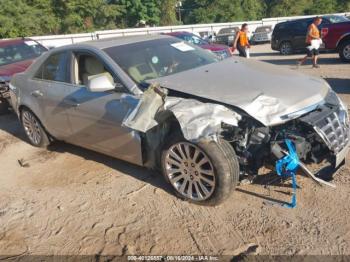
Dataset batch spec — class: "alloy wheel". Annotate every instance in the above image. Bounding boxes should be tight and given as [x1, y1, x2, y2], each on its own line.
[22, 111, 42, 145]
[280, 42, 292, 55]
[343, 44, 350, 60]
[164, 142, 216, 201]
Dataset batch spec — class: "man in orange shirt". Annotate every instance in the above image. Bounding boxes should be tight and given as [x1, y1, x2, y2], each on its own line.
[298, 16, 323, 68]
[233, 23, 250, 58]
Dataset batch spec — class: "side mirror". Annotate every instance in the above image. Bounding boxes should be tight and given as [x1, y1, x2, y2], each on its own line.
[87, 73, 115, 92]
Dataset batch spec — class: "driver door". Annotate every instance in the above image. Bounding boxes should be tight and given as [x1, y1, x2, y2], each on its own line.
[64, 51, 143, 165]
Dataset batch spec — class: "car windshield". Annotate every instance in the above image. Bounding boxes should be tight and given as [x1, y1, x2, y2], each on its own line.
[218, 27, 239, 35]
[324, 15, 349, 23]
[0, 41, 47, 67]
[255, 26, 272, 33]
[104, 38, 218, 85]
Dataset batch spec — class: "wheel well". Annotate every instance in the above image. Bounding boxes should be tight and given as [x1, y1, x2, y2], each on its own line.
[279, 40, 292, 48]
[337, 34, 350, 50]
[18, 105, 30, 115]
[18, 105, 53, 140]
[142, 111, 182, 169]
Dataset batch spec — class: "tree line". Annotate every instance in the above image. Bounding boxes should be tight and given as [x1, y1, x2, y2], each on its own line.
[0, 0, 349, 38]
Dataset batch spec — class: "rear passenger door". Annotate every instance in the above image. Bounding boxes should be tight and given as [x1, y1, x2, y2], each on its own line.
[33, 51, 74, 139]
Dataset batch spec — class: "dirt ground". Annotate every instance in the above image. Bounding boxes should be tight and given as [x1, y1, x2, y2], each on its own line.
[0, 44, 350, 259]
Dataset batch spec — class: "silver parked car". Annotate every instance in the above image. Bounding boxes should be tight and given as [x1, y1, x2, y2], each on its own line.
[250, 25, 273, 44]
[10, 35, 350, 205]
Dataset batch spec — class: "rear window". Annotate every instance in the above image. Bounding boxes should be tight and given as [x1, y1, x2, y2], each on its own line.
[274, 23, 288, 31]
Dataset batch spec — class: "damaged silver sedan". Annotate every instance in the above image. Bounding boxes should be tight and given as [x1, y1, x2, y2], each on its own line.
[10, 35, 350, 205]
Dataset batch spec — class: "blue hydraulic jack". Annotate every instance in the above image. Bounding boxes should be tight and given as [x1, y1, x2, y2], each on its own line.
[275, 139, 300, 209]
[272, 139, 336, 209]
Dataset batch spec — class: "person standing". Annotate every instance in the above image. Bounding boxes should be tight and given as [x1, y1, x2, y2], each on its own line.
[233, 23, 250, 58]
[298, 16, 323, 68]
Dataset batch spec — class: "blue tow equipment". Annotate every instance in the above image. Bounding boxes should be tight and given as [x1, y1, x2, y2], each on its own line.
[275, 139, 300, 209]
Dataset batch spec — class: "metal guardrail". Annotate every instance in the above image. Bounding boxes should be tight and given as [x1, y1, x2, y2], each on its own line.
[28, 12, 350, 48]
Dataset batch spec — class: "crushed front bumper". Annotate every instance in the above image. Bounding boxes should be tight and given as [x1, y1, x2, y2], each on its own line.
[300, 103, 350, 168]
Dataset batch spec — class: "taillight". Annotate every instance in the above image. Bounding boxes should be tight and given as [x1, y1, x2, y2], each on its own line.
[321, 27, 329, 38]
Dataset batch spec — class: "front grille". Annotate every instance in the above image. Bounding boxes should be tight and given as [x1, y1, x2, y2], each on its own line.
[314, 110, 350, 153]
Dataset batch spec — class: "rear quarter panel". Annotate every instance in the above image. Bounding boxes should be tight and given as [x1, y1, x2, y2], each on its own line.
[11, 73, 45, 121]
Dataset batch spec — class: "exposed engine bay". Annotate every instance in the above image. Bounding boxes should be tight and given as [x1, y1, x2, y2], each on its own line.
[122, 84, 350, 192]
[222, 102, 349, 182]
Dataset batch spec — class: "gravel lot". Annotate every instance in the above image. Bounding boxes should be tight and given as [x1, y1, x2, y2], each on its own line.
[0, 44, 350, 258]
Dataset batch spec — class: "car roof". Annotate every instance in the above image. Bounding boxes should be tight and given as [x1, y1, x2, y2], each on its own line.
[276, 15, 342, 26]
[83, 34, 173, 49]
[0, 38, 35, 48]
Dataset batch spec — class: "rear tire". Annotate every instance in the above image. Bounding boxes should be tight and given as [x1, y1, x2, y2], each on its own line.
[339, 39, 350, 62]
[20, 108, 50, 147]
[280, 41, 293, 55]
[0, 98, 10, 115]
[161, 133, 239, 206]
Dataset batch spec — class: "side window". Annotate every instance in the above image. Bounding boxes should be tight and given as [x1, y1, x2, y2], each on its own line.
[35, 52, 69, 83]
[296, 21, 309, 33]
[73, 52, 125, 91]
[74, 53, 110, 86]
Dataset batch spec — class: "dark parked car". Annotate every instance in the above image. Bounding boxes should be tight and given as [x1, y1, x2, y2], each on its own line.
[165, 31, 231, 60]
[271, 15, 349, 55]
[215, 27, 240, 46]
[0, 38, 47, 113]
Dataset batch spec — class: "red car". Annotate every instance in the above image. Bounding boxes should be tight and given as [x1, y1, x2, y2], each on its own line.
[0, 38, 47, 113]
[321, 19, 350, 62]
[165, 31, 232, 60]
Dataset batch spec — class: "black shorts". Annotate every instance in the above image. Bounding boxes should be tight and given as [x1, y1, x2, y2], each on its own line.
[306, 48, 319, 57]
[237, 45, 247, 57]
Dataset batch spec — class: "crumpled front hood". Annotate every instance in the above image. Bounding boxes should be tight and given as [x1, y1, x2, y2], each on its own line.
[149, 58, 329, 126]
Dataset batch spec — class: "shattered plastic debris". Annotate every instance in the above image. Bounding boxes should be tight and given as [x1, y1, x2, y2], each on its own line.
[164, 97, 241, 141]
[122, 84, 241, 141]
[122, 84, 166, 133]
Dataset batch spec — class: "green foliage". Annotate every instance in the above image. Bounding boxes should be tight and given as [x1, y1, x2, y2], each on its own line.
[112, 0, 161, 27]
[267, 0, 313, 17]
[0, 0, 59, 38]
[0, 0, 349, 38]
[160, 0, 178, 25]
[54, 0, 123, 33]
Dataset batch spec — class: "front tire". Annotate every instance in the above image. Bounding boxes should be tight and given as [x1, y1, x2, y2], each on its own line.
[339, 39, 350, 62]
[161, 134, 239, 206]
[21, 109, 50, 147]
[280, 41, 293, 55]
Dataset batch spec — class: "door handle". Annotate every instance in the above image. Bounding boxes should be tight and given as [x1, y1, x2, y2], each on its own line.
[31, 90, 43, 98]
